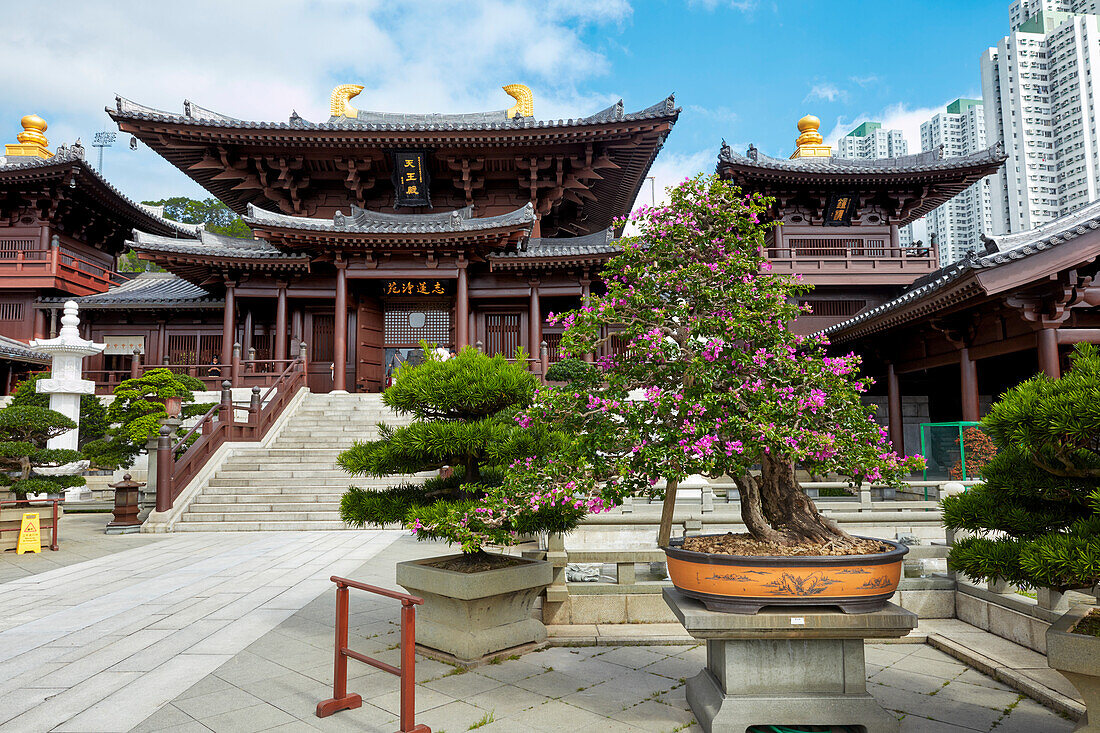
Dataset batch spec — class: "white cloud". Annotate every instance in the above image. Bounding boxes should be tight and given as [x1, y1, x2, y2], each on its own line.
[823, 101, 948, 152]
[804, 83, 847, 103]
[688, 0, 759, 10]
[0, 1, 632, 201]
[849, 74, 879, 87]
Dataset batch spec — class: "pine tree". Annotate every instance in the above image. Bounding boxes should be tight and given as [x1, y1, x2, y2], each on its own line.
[9, 374, 108, 448]
[0, 405, 86, 498]
[943, 344, 1100, 592]
[338, 346, 562, 553]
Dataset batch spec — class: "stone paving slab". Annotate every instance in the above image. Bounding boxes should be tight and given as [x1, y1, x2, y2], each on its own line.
[111, 535, 1076, 733]
[0, 529, 402, 732]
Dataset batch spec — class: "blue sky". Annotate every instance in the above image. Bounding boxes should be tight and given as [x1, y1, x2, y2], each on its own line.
[0, 1, 1009, 211]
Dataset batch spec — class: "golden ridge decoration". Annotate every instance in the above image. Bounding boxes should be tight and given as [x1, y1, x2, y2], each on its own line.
[503, 84, 534, 119]
[330, 84, 365, 119]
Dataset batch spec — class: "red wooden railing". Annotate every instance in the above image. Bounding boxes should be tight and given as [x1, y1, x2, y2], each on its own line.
[154, 347, 308, 511]
[0, 248, 126, 293]
[0, 498, 62, 551]
[316, 576, 430, 732]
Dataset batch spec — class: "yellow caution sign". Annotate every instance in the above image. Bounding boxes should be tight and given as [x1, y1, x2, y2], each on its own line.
[16, 512, 40, 555]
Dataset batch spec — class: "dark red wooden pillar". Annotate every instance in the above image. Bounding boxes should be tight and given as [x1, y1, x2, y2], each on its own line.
[456, 265, 469, 349]
[960, 347, 979, 422]
[33, 308, 46, 340]
[1038, 328, 1060, 379]
[221, 282, 236, 367]
[275, 282, 288, 363]
[886, 363, 903, 453]
[528, 280, 541, 360]
[333, 260, 348, 392]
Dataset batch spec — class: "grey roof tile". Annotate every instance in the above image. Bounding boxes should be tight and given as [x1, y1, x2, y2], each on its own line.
[718, 141, 1006, 175]
[129, 229, 308, 260]
[0, 335, 49, 364]
[245, 202, 535, 233]
[40, 272, 218, 307]
[111, 94, 679, 133]
[491, 228, 619, 259]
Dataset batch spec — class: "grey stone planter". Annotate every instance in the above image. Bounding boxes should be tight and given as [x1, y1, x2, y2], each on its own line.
[396, 553, 552, 663]
[1047, 605, 1100, 732]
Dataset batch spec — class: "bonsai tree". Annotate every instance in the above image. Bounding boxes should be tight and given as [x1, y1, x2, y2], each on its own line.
[0, 404, 86, 498]
[943, 344, 1100, 593]
[9, 374, 109, 448]
[949, 426, 998, 480]
[544, 357, 593, 384]
[339, 346, 567, 553]
[83, 368, 206, 469]
[512, 175, 922, 549]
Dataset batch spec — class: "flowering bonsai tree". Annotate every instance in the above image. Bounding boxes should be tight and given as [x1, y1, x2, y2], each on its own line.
[514, 176, 922, 550]
[339, 346, 574, 554]
[943, 344, 1100, 592]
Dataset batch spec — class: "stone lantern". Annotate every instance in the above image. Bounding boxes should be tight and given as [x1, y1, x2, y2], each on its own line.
[29, 300, 105, 501]
[106, 474, 144, 534]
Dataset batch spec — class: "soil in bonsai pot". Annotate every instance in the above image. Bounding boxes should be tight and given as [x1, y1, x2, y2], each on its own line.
[423, 552, 528, 573]
[1072, 608, 1100, 637]
[682, 532, 890, 557]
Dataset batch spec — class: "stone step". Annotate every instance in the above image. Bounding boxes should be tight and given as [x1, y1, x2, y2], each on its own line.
[205, 478, 411, 489]
[193, 494, 346, 504]
[188, 501, 340, 512]
[175, 520, 358, 531]
[181, 510, 345, 522]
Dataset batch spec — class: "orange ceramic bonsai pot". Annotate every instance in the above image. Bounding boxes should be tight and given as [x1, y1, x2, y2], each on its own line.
[663, 535, 908, 614]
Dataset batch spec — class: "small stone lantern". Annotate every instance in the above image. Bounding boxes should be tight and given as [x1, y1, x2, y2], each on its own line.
[106, 474, 145, 534]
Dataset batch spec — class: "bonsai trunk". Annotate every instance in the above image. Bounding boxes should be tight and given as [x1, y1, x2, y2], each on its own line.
[736, 453, 851, 546]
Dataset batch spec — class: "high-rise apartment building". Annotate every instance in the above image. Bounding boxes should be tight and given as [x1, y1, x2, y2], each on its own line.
[981, 2, 1100, 233]
[836, 123, 914, 245]
[920, 99, 996, 265]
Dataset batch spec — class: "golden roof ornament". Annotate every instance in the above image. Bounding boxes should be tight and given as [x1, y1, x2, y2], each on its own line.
[6, 114, 52, 159]
[330, 84, 364, 119]
[503, 84, 534, 119]
[790, 114, 832, 159]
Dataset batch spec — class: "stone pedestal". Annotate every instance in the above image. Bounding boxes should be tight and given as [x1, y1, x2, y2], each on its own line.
[663, 587, 916, 733]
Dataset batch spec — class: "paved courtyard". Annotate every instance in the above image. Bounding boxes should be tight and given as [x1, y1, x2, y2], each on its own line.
[0, 530, 1080, 732]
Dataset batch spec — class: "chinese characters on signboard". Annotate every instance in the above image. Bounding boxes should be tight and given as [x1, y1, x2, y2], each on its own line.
[393, 151, 431, 207]
[382, 280, 448, 297]
[103, 335, 145, 355]
[824, 193, 856, 227]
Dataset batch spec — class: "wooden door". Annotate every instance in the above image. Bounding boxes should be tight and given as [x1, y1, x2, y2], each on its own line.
[307, 312, 334, 392]
[356, 295, 384, 392]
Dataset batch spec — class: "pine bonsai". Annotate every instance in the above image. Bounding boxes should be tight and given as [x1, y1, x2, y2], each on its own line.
[511, 175, 922, 550]
[0, 404, 86, 498]
[339, 346, 564, 553]
[9, 374, 108, 448]
[943, 344, 1100, 593]
[83, 368, 207, 469]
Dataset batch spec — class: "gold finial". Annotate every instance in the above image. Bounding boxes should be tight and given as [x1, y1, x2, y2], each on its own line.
[790, 114, 832, 159]
[6, 114, 51, 159]
[503, 84, 534, 119]
[330, 84, 364, 119]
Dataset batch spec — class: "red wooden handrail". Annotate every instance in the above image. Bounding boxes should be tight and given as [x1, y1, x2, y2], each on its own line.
[316, 576, 429, 732]
[0, 498, 62, 551]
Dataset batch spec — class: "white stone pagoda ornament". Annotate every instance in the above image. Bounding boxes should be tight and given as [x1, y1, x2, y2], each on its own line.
[30, 300, 105, 500]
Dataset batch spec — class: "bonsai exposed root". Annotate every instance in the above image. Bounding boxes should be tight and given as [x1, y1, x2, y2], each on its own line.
[737, 455, 856, 549]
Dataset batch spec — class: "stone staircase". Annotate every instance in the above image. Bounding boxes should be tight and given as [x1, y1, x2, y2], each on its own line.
[175, 392, 418, 531]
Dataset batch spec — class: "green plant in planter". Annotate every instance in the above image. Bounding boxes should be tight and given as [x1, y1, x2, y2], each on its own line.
[943, 343, 1100, 592]
[338, 346, 567, 553]
[511, 175, 923, 548]
[82, 368, 207, 470]
[0, 405, 86, 498]
[544, 357, 592, 384]
[9, 374, 109, 448]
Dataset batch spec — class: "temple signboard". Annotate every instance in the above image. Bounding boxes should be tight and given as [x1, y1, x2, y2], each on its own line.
[393, 151, 431, 208]
[103, 335, 145, 355]
[824, 193, 856, 227]
[381, 280, 449, 297]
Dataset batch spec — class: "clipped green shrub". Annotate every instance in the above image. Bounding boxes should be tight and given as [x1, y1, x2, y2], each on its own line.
[0, 404, 85, 498]
[943, 344, 1100, 592]
[544, 357, 592, 383]
[9, 374, 109, 447]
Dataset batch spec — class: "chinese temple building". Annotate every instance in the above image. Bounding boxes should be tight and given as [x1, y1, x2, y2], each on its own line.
[20, 86, 679, 393]
[717, 116, 1006, 333]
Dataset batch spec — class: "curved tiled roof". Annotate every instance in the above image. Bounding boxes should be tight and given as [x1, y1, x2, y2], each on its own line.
[0, 335, 49, 365]
[245, 202, 535, 234]
[129, 229, 308, 260]
[113, 95, 679, 133]
[823, 199, 1100, 339]
[491, 228, 618, 260]
[717, 141, 1006, 177]
[0, 146, 200, 238]
[40, 272, 219, 308]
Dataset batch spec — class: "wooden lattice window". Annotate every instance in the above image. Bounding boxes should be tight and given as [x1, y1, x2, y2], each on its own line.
[798, 300, 867, 317]
[384, 305, 451, 347]
[609, 332, 630, 357]
[0, 239, 38, 259]
[544, 332, 563, 363]
[485, 314, 521, 357]
[0, 302, 24, 321]
[312, 314, 334, 362]
[167, 334, 198, 365]
[198, 335, 221, 364]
